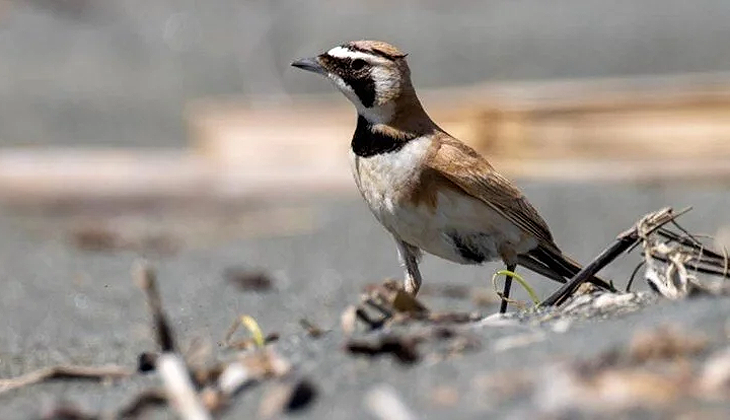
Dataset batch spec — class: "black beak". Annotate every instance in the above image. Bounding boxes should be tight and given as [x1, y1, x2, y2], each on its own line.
[291, 57, 326, 75]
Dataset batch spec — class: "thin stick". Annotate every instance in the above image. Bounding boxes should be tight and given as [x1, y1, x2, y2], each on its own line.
[670, 219, 703, 247]
[0, 365, 131, 395]
[657, 229, 727, 261]
[134, 261, 176, 352]
[541, 231, 638, 306]
[652, 253, 730, 277]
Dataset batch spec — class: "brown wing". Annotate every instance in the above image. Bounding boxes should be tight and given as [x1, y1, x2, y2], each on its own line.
[426, 133, 558, 250]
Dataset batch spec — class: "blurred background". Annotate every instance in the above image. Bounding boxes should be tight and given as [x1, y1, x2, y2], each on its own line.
[5, 2, 730, 416]
[3, 1, 730, 416]
[3, 0, 730, 369]
[2, 0, 730, 197]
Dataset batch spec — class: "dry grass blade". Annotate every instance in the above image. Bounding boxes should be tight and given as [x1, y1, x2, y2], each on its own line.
[224, 315, 279, 350]
[0, 365, 132, 395]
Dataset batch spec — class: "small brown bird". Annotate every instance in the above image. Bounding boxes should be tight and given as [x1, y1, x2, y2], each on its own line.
[292, 40, 612, 311]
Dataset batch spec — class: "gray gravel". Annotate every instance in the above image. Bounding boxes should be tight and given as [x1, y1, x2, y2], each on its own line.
[1, 182, 730, 418]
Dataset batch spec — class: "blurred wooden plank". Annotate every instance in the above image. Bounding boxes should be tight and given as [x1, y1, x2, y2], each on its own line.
[0, 149, 213, 203]
[4, 74, 730, 206]
[189, 74, 730, 166]
[1, 148, 730, 206]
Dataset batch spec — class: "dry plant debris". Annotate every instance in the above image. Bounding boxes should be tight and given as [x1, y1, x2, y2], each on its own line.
[299, 318, 327, 338]
[342, 279, 483, 364]
[224, 315, 279, 350]
[637, 212, 730, 299]
[6, 206, 730, 418]
[544, 207, 730, 307]
[349, 279, 481, 332]
[2, 261, 314, 419]
[131, 263, 299, 418]
[258, 377, 318, 419]
[345, 335, 422, 365]
[0, 364, 132, 395]
[223, 266, 274, 292]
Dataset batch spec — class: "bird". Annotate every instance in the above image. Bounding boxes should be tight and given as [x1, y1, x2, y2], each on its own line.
[291, 40, 613, 311]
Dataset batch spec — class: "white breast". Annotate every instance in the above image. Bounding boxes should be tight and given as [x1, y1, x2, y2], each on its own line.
[350, 136, 537, 265]
[350, 136, 430, 231]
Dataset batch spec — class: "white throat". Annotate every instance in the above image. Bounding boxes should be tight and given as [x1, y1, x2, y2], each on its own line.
[326, 73, 395, 125]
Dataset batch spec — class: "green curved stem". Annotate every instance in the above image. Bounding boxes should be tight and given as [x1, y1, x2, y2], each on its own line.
[492, 270, 540, 305]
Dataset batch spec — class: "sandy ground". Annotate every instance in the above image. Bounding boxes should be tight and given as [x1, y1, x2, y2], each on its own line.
[1, 182, 730, 419]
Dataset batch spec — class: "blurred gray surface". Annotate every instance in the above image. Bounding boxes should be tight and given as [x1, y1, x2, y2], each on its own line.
[1, 182, 730, 418]
[2, 0, 730, 147]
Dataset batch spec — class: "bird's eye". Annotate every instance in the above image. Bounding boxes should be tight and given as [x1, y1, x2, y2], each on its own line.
[351, 59, 366, 70]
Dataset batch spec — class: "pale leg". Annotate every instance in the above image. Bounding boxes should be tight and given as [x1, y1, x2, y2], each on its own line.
[395, 239, 422, 295]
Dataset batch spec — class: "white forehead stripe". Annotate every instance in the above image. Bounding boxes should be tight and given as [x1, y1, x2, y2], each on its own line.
[326, 46, 377, 61]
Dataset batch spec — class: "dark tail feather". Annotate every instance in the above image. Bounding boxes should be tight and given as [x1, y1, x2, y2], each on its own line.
[517, 254, 567, 284]
[518, 245, 614, 291]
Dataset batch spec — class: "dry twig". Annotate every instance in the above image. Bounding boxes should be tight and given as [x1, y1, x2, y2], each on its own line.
[0, 365, 132, 395]
[134, 261, 211, 420]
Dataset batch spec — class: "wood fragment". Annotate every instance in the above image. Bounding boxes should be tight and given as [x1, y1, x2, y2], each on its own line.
[157, 354, 212, 420]
[0, 364, 132, 395]
[365, 384, 417, 420]
[217, 349, 291, 397]
[345, 336, 421, 365]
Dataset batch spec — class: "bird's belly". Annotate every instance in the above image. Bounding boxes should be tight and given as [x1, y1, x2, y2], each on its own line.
[387, 205, 503, 264]
[359, 177, 535, 265]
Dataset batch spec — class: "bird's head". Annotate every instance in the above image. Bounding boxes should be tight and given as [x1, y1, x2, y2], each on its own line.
[292, 40, 415, 124]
